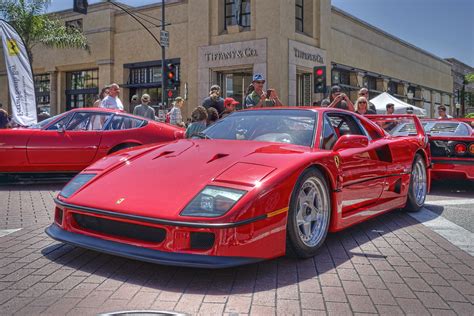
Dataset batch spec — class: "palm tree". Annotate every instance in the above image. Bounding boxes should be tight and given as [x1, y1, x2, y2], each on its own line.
[0, 0, 89, 64]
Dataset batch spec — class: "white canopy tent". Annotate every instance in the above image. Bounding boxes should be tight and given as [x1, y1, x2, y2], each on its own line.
[371, 92, 426, 116]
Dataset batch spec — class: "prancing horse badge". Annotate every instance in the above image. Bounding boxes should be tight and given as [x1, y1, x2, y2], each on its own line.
[334, 155, 341, 168]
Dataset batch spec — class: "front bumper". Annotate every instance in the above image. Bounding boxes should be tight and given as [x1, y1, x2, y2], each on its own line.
[46, 224, 261, 268]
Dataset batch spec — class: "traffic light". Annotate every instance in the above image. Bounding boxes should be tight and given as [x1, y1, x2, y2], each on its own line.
[166, 89, 178, 100]
[314, 66, 326, 94]
[165, 63, 177, 88]
[73, 0, 88, 14]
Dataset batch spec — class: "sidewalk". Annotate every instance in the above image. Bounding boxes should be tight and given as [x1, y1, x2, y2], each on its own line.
[0, 185, 473, 315]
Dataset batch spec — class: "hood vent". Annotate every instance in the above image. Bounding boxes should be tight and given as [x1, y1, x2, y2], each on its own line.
[207, 153, 229, 163]
[152, 151, 175, 160]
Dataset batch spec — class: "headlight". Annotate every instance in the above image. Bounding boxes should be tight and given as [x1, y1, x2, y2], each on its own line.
[60, 174, 96, 198]
[180, 186, 246, 217]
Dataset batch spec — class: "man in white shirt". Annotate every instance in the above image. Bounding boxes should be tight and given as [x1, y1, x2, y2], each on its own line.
[100, 83, 124, 110]
[437, 105, 453, 119]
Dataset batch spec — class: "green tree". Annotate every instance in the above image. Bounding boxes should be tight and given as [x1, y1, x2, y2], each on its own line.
[465, 73, 474, 84]
[0, 0, 89, 64]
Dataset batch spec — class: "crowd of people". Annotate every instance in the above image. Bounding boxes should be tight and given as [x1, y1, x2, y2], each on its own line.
[0, 75, 454, 130]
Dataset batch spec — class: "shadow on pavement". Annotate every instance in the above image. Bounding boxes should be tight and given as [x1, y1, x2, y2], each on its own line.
[40, 209, 436, 295]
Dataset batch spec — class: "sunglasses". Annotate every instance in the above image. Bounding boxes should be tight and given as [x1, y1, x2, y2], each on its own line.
[359, 102, 367, 104]
[255, 81, 265, 84]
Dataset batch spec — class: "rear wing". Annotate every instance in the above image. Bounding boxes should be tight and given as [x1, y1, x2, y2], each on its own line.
[365, 114, 426, 138]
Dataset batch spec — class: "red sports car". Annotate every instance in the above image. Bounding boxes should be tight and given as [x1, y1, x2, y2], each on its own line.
[373, 117, 474, 181]
[0, 108, 184, 177]
[47, 108, 430, 268]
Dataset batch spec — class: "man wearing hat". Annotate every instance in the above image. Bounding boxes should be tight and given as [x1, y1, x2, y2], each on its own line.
[202, 84, 225, 115]
[245, 74, 281, 108]
[321, 85, 354, 111]
[133, 94, 156, 120]
[221, 97, 239, 119]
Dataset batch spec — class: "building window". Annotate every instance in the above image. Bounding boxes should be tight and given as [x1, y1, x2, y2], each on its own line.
[34, 74, 50, 112]
[128, 66, 163, 85]
[66, 69, 99, 110]
[364, 75, 377, 91]
[295, 0, 304, 33]
[224, 0, 251, 30]
[331, 69, 350, 86]
[388, 81, 398, 95]
[65, 19, 83, 32]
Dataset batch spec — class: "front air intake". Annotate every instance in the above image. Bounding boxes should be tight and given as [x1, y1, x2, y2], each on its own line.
[72, 213, 166, 243]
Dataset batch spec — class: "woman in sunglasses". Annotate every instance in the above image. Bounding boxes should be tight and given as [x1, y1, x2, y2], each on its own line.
[354, 97, 376, 115]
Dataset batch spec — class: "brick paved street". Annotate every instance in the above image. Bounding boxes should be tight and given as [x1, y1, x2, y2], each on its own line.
[0, 184, 473, 315]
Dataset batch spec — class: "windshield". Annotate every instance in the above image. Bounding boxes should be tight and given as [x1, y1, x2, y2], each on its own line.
[202, 109, 317, 147]
[423, 122, 470, 136]
[29, 114, 63, 129]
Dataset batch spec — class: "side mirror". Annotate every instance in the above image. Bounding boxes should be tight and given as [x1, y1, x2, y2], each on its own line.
[333, 135, 369, 151]
[58, 124, 66, 133]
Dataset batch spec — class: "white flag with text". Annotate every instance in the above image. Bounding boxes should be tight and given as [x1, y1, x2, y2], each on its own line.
[0, 19, 37, 126]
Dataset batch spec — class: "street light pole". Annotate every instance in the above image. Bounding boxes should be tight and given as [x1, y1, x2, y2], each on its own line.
[161, 1, 166, 108]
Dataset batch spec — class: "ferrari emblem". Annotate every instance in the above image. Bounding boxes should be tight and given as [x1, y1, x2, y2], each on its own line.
[7, 39, 20, 56]
[116, 198, 125, 205]
[334, 155, 341, 168]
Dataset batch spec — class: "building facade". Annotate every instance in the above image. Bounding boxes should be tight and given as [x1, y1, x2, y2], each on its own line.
[0, 0, 454, 119]
[445, 58, 474, 116]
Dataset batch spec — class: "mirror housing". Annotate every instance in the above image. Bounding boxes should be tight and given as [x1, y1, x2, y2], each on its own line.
[333, 135, 369, 151]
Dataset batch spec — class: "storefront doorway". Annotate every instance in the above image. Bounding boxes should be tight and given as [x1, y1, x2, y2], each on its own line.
[296, 72, 312, 106]
[216, 70, 253, 107]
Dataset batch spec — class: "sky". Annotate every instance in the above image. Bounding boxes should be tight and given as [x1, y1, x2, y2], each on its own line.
[47, 0, 473, 66]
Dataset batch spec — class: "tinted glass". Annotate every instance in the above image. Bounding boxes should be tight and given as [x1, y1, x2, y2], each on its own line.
[46, 114, 72, 130]
[203, 109, 317, 147]
[106, 115, 145, 130]
[66, 113, 112, 131]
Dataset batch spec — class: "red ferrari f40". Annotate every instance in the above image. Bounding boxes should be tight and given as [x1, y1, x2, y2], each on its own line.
[47, 108, 431, 268]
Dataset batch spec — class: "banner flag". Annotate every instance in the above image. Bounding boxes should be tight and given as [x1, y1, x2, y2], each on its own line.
[0, 19, 37, 126]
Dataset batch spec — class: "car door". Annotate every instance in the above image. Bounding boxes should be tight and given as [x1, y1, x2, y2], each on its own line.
[326, 113, 388, 213]
[27, 112, 110, 165]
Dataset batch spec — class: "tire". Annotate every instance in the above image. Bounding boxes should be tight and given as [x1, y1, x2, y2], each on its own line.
[108, 143, 139, 155]
[404, 154, 427, 212]
[286, 168, 331, 258]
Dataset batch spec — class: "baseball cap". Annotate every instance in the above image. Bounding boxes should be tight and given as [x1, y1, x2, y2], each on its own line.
[224, 97, 239, 107]
[252, 73, 265, 82]
[330, 85, 342, 93]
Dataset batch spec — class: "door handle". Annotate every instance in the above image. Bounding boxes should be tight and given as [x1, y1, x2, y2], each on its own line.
[84, 146, 98, 149]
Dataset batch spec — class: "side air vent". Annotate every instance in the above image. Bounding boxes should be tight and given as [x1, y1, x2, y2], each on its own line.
[375, 144, 393, 163]
[152, 151, 174, 160]
[207, 153, 229, 163]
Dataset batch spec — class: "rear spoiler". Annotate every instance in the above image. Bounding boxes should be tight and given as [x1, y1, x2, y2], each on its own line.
[365, 114, 427, 139]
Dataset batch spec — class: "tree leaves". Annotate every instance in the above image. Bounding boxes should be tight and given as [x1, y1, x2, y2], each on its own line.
[0, 0, 89, 63]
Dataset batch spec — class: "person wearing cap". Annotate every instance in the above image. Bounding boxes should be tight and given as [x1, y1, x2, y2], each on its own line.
[221, 97, 239, 119]
[245, 74, 281, 108]
[133, 94, 155, 120]
[202, 84, 225, 115]
[321, 85, 355, 111]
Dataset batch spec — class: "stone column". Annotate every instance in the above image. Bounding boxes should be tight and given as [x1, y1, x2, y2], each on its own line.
[48, 71, 58, 116]
[398, 82, 409, 103]
[376, 78, 388, 93]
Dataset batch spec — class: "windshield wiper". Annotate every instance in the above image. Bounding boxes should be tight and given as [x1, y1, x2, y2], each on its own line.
[193, 132, 212, 139]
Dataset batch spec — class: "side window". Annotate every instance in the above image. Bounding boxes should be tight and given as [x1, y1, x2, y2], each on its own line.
[107, 115, 144, 130]
[46, 114, 72, 130]
[321, 116, 338, 150]
[66, 113, 111, 131]
[327, 114, 365, 137]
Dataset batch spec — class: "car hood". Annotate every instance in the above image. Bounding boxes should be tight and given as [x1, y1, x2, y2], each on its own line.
[66, 139, 311, 220]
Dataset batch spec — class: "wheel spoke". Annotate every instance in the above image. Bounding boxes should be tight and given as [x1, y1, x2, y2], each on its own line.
[302, 222, 312, 236]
